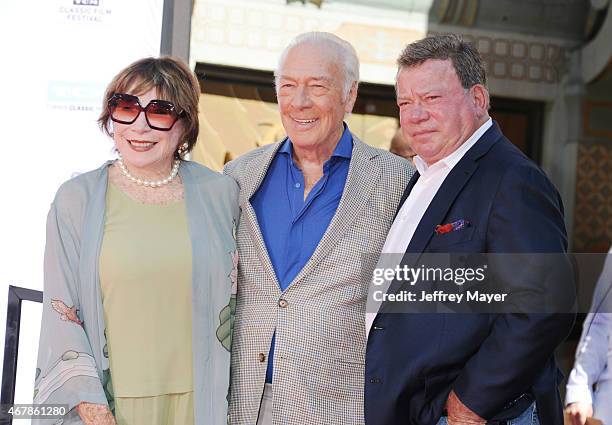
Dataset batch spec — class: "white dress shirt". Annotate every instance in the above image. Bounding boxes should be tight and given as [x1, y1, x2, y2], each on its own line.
[565, 247, 612, 423]
[366, 119, 492, 336]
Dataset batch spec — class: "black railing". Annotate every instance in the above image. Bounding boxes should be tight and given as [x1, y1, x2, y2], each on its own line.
[1, 285, 43, 424]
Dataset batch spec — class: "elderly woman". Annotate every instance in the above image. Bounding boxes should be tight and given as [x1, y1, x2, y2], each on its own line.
[34, 57, 238, 425]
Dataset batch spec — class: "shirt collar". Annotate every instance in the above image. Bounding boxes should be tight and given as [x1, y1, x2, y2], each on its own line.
[280, 122, 353, 160]
[414, 118, 492, 175]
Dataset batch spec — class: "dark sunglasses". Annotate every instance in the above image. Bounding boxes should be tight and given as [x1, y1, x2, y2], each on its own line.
[108, 93, 184, 131]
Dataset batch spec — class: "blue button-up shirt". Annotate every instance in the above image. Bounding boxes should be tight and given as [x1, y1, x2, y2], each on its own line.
[251, 124, 353, 383]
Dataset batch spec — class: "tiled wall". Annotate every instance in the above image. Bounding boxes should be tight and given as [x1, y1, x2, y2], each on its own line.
[573, 141, 612, 252]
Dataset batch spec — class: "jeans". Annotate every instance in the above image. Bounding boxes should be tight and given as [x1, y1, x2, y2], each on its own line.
[435, 402, 539, 425]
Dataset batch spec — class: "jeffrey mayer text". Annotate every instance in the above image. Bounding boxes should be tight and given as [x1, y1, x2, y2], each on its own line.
[373, 290, 508, 304]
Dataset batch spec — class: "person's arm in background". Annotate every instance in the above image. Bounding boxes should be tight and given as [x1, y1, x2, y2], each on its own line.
[566, 247, 612, 425]
[565, 313, 611, 425]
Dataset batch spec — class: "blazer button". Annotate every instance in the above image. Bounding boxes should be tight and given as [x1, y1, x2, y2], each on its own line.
[278, 299, 288, 308]
[258, 353, 266, 363]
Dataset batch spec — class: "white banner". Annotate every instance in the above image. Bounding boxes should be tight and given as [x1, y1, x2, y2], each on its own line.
[0, 0, 164, 411]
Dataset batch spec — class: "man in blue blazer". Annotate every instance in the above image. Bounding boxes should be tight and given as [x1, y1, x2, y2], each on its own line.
[365, 34, 575, 425]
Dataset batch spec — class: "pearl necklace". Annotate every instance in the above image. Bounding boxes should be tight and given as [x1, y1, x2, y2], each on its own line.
[116, 155, 180, 188]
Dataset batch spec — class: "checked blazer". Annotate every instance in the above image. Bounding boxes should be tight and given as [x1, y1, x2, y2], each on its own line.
[224, 135, 414, 425]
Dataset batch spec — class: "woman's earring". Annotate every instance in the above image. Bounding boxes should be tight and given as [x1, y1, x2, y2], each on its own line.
[177, 142, 189, 158]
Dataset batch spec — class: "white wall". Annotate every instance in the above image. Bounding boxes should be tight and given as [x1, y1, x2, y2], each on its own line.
[0, 0, 164, 412]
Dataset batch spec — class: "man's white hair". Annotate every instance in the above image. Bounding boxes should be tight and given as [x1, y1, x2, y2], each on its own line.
[274, 31, 360, 101]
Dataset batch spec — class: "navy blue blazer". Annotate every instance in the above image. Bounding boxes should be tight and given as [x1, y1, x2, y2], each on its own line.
[365, 122, 575, 425]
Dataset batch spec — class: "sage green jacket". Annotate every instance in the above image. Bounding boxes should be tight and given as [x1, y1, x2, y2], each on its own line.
[34, 160, 239, 424]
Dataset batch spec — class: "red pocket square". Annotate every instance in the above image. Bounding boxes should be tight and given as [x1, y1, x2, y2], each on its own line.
[435, 219, 470, 235]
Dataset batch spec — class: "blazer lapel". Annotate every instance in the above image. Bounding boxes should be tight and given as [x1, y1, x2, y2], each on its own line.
[240, 141, 284, 293]
[406, 161, 478, 255]
[384, 122, 504, 299]
[239, 141, 284, 207]
[394, 171, 420, 220]
[284, 137, 382, 291]
[404, 121, 503, 258]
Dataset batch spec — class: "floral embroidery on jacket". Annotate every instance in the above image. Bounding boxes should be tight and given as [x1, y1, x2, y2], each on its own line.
[51, 299, 83, 325]
[216, 219, 239, 351]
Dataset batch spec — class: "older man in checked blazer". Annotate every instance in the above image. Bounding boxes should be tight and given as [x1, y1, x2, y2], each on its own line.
[224, 32, 413, 425]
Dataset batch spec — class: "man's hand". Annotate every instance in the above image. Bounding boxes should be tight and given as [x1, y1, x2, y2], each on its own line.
[566, 402, 593, 425]
[445, 390, 486, 425]
[76, 402, 116, 425]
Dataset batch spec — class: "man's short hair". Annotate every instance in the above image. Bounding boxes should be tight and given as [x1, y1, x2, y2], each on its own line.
[274, 31, 360, 101]
[397, 34, 487, 90]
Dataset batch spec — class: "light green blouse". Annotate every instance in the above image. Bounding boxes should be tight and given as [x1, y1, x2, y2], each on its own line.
[35, 161, 239, 425]
[99, 183, 193, 397]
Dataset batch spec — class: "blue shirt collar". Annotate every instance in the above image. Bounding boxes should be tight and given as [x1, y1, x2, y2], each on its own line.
[279, 122, 353, 160]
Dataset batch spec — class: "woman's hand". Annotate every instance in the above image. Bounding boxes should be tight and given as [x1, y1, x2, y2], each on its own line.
[76, 402, 116, 425]
[566, 402, 594, 425]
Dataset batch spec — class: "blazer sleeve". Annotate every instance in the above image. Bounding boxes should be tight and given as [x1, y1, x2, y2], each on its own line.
[34, 185, 107, 424]
[565, 313, 612, 405]
[452, 164, 575, 418]
[566, 248, 612, 405]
